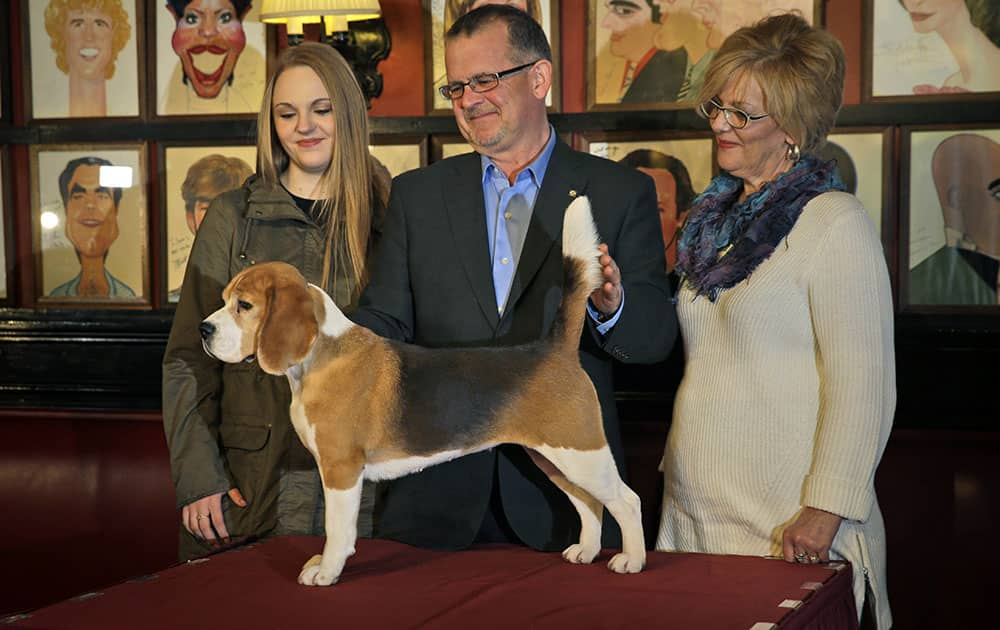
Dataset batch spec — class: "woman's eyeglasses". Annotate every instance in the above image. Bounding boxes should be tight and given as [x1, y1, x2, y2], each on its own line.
[438, 61, 539, 101]
[698, 98, 770, 129]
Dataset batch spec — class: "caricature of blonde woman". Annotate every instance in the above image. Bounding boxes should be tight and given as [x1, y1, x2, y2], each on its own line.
[44, 0, 131, 117]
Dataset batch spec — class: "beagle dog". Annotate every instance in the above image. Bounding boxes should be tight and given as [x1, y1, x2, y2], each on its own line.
[200, 196, 646, 586]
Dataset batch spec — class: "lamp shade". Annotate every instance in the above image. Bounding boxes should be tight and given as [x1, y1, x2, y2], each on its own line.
[260, 0, 381, 35]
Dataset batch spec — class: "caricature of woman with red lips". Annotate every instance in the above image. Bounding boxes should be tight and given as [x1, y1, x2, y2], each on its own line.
[167, 0, 251, 99]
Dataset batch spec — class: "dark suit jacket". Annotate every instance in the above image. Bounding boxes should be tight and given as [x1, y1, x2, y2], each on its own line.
[622, 48, 687, 104]
[351, 138, 676, 552]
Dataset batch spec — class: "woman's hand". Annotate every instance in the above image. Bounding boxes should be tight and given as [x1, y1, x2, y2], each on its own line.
[182, 488, 247, 545]
[782, 506, 842, 564]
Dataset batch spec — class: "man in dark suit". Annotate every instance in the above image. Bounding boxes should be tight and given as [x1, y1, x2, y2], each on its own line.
[352, 5, 676, 553]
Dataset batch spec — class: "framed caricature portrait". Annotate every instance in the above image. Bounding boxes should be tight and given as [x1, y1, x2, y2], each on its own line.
[430, 132, 571, 162]
[431, 134, 474, 162]
[901, 125, 1000, 309]
[25, 0, 143, 121]
[153, 1, 268, 117]
[370, 135, 428, 179]
[577, 130, 715, 274]
[30, 143, 149, 306]
[424, 0, 560, 114]
[1, 147, 9, 303]
[822, 127, 894, 241]
[0, 0, 9, 124]
[866, 0, 1000, 101]
[588, 0, 820, 110]
[161, 142, 256, 303]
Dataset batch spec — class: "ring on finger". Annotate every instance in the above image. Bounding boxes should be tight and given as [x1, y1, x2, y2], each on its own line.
[808, 554, 820, 563]
[794, 551, 807, 561]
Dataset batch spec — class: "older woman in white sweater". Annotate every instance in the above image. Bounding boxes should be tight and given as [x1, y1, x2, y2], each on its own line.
[656, 13, 895, 629]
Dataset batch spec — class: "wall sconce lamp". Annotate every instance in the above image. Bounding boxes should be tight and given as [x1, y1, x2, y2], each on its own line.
[260, 0, 392, 107]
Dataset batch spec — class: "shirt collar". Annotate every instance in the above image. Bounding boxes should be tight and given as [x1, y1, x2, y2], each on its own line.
[481, 125, 557, 189]
[632, 47, 658, 77]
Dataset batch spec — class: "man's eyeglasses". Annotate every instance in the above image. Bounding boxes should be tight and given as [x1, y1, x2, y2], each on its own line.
[438, 60, 539, 101]
[698, 98, 770, 129]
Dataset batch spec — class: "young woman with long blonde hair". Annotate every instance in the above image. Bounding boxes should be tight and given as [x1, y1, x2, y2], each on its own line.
[163, 42, 389, 561]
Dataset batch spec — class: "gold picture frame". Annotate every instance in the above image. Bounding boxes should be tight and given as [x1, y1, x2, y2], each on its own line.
[900, 124, 1000, 309]
[370, 134, 428, 179]
[24, 0, 145, 121]
[0, 145, 10, 303]
[30, 143, 149, 306]
[424, 0, 561, 114]
[587, 0, 821, 110]
[864, 0, 1000, 102]
[152, 0, 270, 117]
[576, 129, 716, 275]
[822, 127, 894, 241]
[159, 141, 256, 304]
[430, 134, 473, 162]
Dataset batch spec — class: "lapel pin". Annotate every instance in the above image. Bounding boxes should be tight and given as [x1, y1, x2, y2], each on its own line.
[568, 189, 578, 198]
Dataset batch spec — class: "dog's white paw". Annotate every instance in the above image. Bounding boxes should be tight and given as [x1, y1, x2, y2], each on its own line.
[297, 554, 340, 586]
[562, 543, 599, 564]
[607, 552, 645, 574]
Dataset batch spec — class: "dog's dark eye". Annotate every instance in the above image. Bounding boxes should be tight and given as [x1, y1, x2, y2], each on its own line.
[237, 300, 253, 313]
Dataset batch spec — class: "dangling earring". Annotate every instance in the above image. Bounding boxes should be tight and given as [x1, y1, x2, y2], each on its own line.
[786, 142, 801, 163]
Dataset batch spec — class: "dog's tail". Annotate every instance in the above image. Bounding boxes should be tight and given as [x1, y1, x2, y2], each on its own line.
[550, 196, 603, 354]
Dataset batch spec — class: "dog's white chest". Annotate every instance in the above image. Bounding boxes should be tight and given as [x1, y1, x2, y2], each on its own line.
[288, 394, 319, 457]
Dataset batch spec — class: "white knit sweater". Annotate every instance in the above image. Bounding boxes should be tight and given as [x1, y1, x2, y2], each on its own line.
[656, 192, 895, 629]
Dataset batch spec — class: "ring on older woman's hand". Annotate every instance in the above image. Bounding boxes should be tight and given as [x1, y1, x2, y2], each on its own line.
[808, 555, 820, 563]
[196, 514, 208, 520]
[794, 551, 807, 561]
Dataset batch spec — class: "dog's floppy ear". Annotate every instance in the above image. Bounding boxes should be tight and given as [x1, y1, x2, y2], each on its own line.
[255, 269, 319, 375]
[308, 284, 327, 328]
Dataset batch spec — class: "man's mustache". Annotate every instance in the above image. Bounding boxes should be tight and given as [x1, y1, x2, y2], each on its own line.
[463, 104, 499, 121]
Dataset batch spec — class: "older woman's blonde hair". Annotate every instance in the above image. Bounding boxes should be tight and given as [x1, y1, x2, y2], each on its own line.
[257, 42, 378, 301]
[44, 0, 132, 79]
[696, 12, 845, 154]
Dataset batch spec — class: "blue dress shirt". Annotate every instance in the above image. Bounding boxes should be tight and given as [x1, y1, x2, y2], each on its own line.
[480, 128, 622, 333]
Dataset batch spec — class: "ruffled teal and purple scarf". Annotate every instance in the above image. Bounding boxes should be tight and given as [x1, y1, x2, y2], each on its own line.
[675, 154, 844, 301]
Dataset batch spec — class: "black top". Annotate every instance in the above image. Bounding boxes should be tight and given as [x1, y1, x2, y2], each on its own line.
[283, 185, 321, 216]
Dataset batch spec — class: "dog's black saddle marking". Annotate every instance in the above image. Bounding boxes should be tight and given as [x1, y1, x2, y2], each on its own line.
[392, 342, 547, 454]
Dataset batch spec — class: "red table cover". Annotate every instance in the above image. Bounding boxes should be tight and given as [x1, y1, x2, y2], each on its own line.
[2, 536, 857, 629]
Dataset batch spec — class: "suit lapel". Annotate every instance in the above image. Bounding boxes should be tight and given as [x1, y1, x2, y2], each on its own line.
[505, 140, 587, 316]
[442, 153, 501, 329]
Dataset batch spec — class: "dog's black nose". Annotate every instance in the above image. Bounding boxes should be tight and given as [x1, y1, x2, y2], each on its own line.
[199, 322, 215, 340]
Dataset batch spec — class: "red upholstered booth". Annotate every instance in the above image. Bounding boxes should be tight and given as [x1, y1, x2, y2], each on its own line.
[0, 411, 180, 616]
[3, 536, 857, 630]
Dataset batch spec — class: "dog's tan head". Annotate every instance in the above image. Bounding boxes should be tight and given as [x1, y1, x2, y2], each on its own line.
[201, 261, 323, 375]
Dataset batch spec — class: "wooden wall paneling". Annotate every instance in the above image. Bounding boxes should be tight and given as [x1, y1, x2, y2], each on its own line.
[367, 0, 425, 117]
[148, 142, 162, 307]
[0, 310, 170, 410]
[0, 145, 11, 305]
[0, 0, 10, 126]
[875, 429, 1000, 629]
